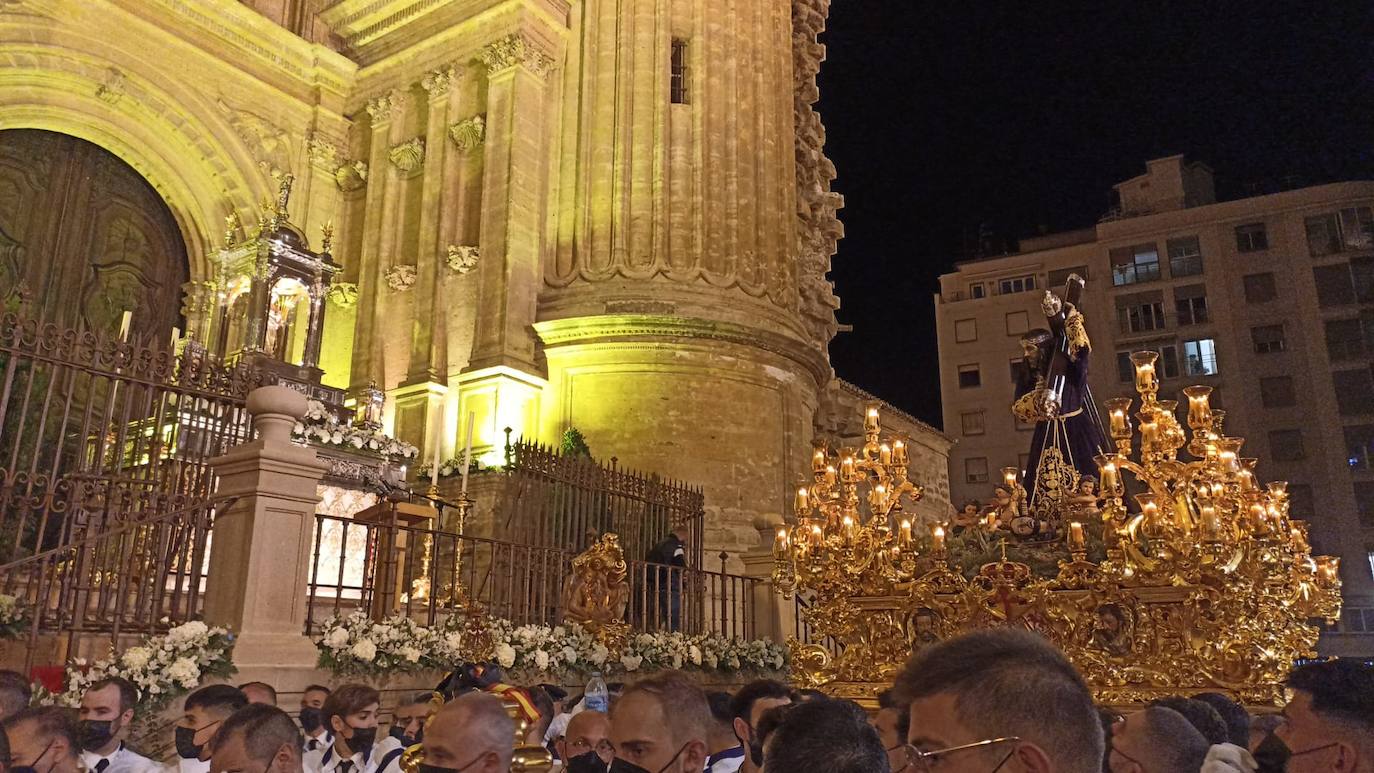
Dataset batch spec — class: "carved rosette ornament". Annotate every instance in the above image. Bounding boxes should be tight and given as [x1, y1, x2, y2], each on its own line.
[445, 244, 480, 274]
[334, 161, 367, 192]
[448, 116, 486, 154]
[383, 265, 417, 292]
[479, 33, 556, 78]
[387, 137, 425, 176]
[326, 282, 358, 308]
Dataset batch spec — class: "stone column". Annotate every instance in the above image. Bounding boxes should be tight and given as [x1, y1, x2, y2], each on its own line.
[405, 65, 458, 387]
[349, 91, 406, 394]
[205, 385, 329, 673]
[739, 513, 793, 643]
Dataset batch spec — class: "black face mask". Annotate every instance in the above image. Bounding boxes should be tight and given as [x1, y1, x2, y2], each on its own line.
[566, 751, 610, 773]
[342, 725, 378, 753]
[12, 740, 53, 773]
[175, 725, 214, 760]
[389, 724, 420, 747]
[734, 725, 764, 767]
[418, 756, 486, 773]
[79, 718, 118, 751]
[1253, 732, 1290, 773]
[300, 707, 324, 734]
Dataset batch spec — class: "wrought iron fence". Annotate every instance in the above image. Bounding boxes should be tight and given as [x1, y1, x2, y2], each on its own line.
[500, 438, 705, 568]
[306, 513, 758, 640]
[794, 592, 842, 656]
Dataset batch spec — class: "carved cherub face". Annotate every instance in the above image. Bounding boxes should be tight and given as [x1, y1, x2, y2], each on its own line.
[1078, 478, 1097, 496]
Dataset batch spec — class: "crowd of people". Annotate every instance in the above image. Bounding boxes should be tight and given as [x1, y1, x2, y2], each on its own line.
[0, 629, 1367, 773]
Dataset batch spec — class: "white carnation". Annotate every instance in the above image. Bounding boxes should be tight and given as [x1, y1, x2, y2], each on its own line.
[590, 644, 609, 665]
[325, 627, 350, 649]
[400, 646, 422, 663]
[350, 639, 377, 662]
[620, 654, 643, 671]
[688, 645, 702, 666]
[166, 657, 201, 688]
[534, 650, 550, 671]
[495, 643, 517, 669]
[121, 647, 151, 670]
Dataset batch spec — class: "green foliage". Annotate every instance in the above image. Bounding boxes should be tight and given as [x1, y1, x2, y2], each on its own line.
[945, 526, 1109, 580]
[560, 427, 592, 459]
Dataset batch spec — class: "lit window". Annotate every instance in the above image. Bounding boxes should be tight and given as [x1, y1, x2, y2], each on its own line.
[1167, 236, 1203, 277]
[965, 457, 989, 484]
[1183, 339, 1218, 376]
[955, 318, 977, 343]
[1110, 244, 1161, 286]
[961, 411, 985, 436]
[958, 364, 981, 389]
[670, 39, 690, 104]
[1235, 223, 1269, 253]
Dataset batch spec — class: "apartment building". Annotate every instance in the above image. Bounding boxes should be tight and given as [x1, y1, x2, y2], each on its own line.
[934, 156, 1374, 654]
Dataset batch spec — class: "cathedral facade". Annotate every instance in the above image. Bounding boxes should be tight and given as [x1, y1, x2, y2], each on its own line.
[0, 0, 950, 563]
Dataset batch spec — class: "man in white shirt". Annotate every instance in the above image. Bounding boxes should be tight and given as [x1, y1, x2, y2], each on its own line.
[309, 683, 381, 773]
[173, 685, 248, 773]
[78, 677, 162, 773]
[300, 685, 333, 756]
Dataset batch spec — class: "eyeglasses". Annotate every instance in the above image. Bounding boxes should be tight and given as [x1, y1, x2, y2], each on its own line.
[901, 737, 1021, 773]
[566, 738, 615, 756]
[1111, 745, 1145, 769]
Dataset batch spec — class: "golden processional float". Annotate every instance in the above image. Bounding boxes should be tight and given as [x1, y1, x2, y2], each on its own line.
[774, 357, 1342, 707]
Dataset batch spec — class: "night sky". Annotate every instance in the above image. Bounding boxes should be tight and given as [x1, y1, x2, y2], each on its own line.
[819, 1, 1374, 426]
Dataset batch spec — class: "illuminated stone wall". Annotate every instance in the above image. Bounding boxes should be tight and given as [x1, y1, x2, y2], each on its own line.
[0, 0, 949, 566]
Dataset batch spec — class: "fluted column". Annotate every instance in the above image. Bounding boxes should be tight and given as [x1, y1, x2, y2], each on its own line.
[349, 91, 406, 393]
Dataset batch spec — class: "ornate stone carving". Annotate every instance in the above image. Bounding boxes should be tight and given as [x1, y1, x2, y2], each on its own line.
[217, 97, 292, 176]
[306, 134, 340, 171]
[479, 33, 555, 78]
[384, 264, 417, 292]
[420, 66, 459, 98]
[387, 137, 425, 175]
[792, 0, 844, 350]
[447, 115, 486, 154]
[327, 282, 359, 308]
[96, 67, 126, 105]
[334, 160, 367, 191]
[365, 90, 405, 124]
[445, 244, 480, 274]
[561, 533, 630, 650]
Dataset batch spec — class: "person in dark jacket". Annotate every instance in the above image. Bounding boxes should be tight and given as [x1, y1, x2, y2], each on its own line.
[646, 531, 687, 631]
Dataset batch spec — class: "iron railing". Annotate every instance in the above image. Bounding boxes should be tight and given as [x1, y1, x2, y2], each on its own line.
[305, 513, 758, 639]
[498, 438, 706, 568]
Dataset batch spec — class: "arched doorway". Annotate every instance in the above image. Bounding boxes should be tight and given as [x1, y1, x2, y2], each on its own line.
[0, 129, 189, 337]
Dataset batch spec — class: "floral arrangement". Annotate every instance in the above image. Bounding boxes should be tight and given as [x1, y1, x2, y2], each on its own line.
[385, 264, 417, 292]
[314, 613, 787, 680]
[416, 457, 488, 480]
[0, 593, 27, 639]
[293, 400, 419, 460]
[58, 620, 236, 716]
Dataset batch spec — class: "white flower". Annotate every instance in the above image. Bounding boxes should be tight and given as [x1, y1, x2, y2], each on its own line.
[350, 639, 377, 662]
[620, 654, 643, 671]
[561, 646, 578, 664]
[688, 645, 702, 666]
[121, 647, 151, 671]
[495, 643, 517, 669]
[400, 646, 422, 663]
[324, 627, 350, 649]
[534, 650, 550, 671]
[166, 657, 201, 688]
[590, 644, 609, 666]
[165, 620, 208, 644]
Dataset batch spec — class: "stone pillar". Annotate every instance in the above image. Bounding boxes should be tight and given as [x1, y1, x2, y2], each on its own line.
[740, 513, 793, 643]
[205, 385, 329, 673]
[349, 91, 406, 393]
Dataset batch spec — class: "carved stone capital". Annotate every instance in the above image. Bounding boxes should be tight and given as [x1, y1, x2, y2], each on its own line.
[479, 33, 556, 78]
[387, 137, 425, 175]
[96, 67, 126, 105]
[420, 66, 460, 99]
[306, 134, 340, 171]
[365, 90, 406, 124]
[335, 160, 368, 191]
[447, 115, 486, 154]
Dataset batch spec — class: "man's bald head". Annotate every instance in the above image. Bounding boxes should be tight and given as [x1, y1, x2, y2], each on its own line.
[424, 693, 514, 773]
[559, 710, 612, 766]
[566, 710, 610, 741]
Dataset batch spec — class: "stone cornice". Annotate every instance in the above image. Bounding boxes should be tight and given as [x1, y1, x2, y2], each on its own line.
[321, 0, 570, 65]
[533, 315, 832, 387]
[478, 31, 555, 77]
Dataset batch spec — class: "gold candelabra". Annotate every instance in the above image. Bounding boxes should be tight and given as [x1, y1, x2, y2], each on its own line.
[776, 359, 1342, 705]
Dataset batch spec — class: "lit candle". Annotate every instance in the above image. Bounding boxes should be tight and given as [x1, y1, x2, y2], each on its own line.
[931, 525, 946, 552]
[900, 519, 912, 545]
[879, 443, 892, 466]
[1068, 522, 1086, 552]
[813, 447, 826, 473]
[810, 524, 824, 546]
[460, 411, 474, 496]
[795, 487, 810, 514]
[1137, 494, 1160, 527]
[842, 515, 856, 541]
[865, 404, 880, 433]
[1248, 501, 1267, 533]
[840, 456, 856, 482]
[1003, 467, 1019, 488]
[1201, 504, 1221, 541]
[432, 417, 444, 482]
[1184, 385, 1213, 428]
[1098, 457, 1119, 494]
[1131, 351, 1158, 394]
[1105, 397, 1133, 439]
[1140, 420, 1159, 448]
[825, 465, 837, 486]
[893, 439, 908, 466]
[773, 528, 788, 555]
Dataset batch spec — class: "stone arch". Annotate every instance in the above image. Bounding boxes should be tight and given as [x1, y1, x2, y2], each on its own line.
[0, 36, 274, 283]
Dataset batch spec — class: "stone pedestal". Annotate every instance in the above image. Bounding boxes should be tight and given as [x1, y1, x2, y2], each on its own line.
[206, 385, 329, 673]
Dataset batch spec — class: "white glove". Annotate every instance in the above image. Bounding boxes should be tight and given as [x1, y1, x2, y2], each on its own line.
[1201, 744, 1257, 773]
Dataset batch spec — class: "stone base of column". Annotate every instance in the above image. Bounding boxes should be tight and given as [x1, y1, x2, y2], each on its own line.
[230, 631, 321, 677]
[391, 380, 450, 455]
[454, 365, 548, 465]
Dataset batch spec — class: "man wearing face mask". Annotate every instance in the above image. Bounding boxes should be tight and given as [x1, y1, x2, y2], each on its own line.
[704, 693, 743, 773]
[419, 691, 514, 773]
[374, 693, 437, 773]
[300, 685, 333, 754]
[309, 684, 382, 773]
[1263, 659, 1374, 773]
[609, 671, 710, 773]
[173, 686, 249, 773]
[556, 710, 613, 773]
[728, 681, 791, 773]
[208, 704, 304, 773]
[4, 706, 83, 773]
[1108, 707, 1209, 773]
[77, 677, 161, 773]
